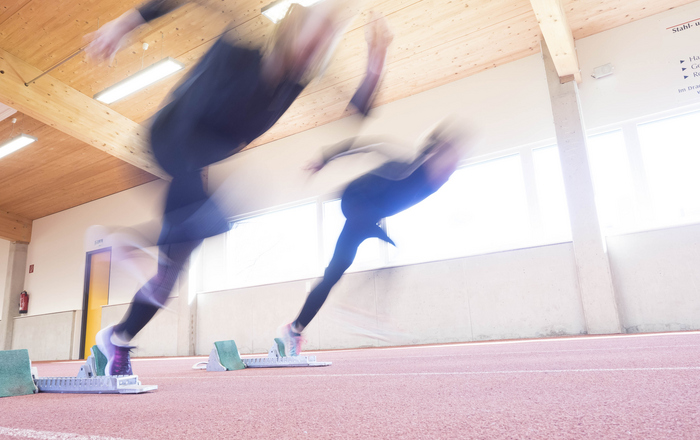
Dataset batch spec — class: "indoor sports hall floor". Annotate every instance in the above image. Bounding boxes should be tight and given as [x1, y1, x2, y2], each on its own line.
[2, 331, 699, 439]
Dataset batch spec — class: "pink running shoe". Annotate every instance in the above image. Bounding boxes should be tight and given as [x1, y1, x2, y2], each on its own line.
[280, 323, 304, 357]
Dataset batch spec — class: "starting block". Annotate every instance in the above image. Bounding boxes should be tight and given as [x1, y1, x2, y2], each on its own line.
[0, 346, 157, 396]
[34, 375, 157, 394]
[193, 338, 331, 371]
[76, 345, 108, 378]
[0, 349, 38, 397]
[33, 345, 158, 394]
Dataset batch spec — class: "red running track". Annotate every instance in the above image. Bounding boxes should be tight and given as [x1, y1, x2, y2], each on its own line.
[1, 331, 700, 439]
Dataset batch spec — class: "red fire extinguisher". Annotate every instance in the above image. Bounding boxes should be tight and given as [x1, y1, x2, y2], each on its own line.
[19, 291, 29, 314]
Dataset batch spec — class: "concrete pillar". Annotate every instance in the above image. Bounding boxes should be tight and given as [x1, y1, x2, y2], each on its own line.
[0, 242, 28, 349]
[541, 41, 622, 334]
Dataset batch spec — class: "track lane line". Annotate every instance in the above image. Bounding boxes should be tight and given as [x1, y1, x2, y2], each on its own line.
[149, 366, 700, 380]
[0, 427, 133, 440]
[398, 343, 700, 359]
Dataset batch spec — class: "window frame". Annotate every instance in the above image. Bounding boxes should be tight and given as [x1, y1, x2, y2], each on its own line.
[586, 103, 700, 235]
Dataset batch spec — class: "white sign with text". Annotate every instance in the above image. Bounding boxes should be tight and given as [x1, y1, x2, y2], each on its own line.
[663, 13, 700, 101]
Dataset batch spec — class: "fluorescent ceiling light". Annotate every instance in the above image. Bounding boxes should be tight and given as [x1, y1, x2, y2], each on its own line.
[0, 134, 37, 160]
[262, 0, 323, 24]
[94, 57, 185, 104]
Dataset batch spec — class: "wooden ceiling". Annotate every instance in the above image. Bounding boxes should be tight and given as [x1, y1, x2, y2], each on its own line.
[0, 0, 697, 241]
[0, 112, 156, 219]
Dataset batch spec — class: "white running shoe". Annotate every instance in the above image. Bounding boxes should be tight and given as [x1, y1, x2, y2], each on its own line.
[95, 326, 135, 376]
[280, 323, 304, 357]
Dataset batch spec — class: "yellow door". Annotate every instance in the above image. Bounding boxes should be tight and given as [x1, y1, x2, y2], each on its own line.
[83, 251, 111, 359]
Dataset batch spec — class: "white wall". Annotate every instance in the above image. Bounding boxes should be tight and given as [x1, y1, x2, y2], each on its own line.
[577, 1, 700, 130]
[607, 223, 700, 333]
[24, 179, 168, 316]
[0, 238, 10, 318]
[197, 243, 585, 354]
[11, 311, 78, 361]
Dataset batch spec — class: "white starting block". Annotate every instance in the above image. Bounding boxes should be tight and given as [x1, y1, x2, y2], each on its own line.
[76, 348, 100, 379]
[33, 346, 157, 394]
[34, 375, 158, 394]
[193, 338, 331, 371]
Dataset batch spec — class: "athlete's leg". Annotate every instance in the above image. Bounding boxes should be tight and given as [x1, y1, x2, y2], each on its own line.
[280, 219, 371, 355]
[112, 239, 200, 340]
[293, 219, 373, 332]
[110, 166, 206, 340]
[96, 239, 199, 375]
[291, 173, 395, 333]
[96, 170, 207, 374]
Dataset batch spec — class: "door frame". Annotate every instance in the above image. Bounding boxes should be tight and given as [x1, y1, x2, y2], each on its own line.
[79, 247, 112, 360]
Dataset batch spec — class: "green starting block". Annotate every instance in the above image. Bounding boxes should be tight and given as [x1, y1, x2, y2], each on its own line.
[193, 338, 332, 371]
[1, 346, 157, 396]
[0, 349, 38, 398]
[214, 340, 247, 370]
[76, 345, 108, 378]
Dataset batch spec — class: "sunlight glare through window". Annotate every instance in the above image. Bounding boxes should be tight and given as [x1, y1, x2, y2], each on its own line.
[586, 130, 637, 234]
[386, 154, 531, 265]
[226, 203, 319, 289]
[638, 111, 700, 226]
[532, 145, 571, 242]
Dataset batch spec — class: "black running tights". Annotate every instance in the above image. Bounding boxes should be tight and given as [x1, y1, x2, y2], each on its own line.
[114, 240, 200, 340]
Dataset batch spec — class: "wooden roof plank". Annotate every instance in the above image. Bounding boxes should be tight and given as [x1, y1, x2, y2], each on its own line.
[0, 0, 32, 30]
[0, 47, 168, 179]
[0, 118, 156, 219]
[0, 210, 31, 243]
[529, 0, 581, 82]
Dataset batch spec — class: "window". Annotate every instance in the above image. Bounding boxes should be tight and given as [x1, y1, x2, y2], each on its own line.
[585, 130, 638, 234]
[225, 203, 319, 289]
[638, 111, 700, 227]
[532, 145, 571, 242]
[199, 234, 228, 293]
[386, 154, 531, 265]
[193, 139, 621, 293]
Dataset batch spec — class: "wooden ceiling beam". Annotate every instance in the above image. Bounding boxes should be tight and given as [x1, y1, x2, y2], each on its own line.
[0, 48, 169, 180]
[0, 210, 31, 243]
[529, 0, 581, 83]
